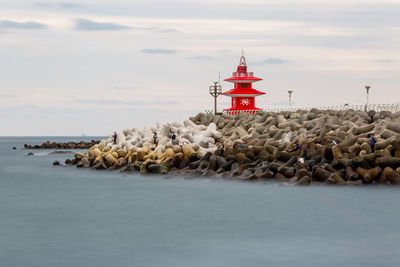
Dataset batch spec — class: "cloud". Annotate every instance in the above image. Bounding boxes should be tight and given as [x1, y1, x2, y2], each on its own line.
[33, 2, 52, 8]
[134, 26, 158, 31]
[259, 58, 289, 64]
[113, 86, 136, 91]
[34, 2, 83, 9]
[141, 48, 177, 54]
[0, 94, 17, 98]
[158, 28, 179, 33]
[74, 98, 180, 106]
[377, 59, 394, 63]
[188, 56, 216, 60]
[0, 20, 47, 30]
[59, 2, 83, 9]
[0, 104, 37, 113]
[75, 19, 130, 31]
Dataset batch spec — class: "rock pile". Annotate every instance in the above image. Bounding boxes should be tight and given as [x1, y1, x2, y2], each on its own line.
[70, 120, 221, 172]
[70, 109, 400, 185]
[24, 140, 99, 149]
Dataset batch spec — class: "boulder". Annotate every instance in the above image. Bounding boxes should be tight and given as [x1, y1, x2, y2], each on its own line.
[346, 167, 359, 180]
[240, 169, 256, 180]
[387, 123, 400, 133]
[74, 152, 86, 161]
[275, 151, 292, 163]
[182, 144, 197, 160]
[312, 168, 332, 182]
[379, 167, 400, 184]
[297, 168, 312, 179]
[232, 164, 247, 177]
[235, 127, 248, 138]
[296, 176, 311, 185]
[331, 146, 343, 161]
[104, 154, 118, 166]
[356, 166, 382, 183]
[147, 164, 168, 174]
[207, 155, 218, 172]
[77, 157, 91, 168]
[375, 156, 400, 167]
[328, 173, 346, 185]
[117, 148, 127, 158]
[353, 124, 375, 135]
[275, 173, 289, 183]
[235, 152, 251, 164]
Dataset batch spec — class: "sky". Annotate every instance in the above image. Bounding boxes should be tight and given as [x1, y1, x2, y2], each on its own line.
[1, 0, 399, 136]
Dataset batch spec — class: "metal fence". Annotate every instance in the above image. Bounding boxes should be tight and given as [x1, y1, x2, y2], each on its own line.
[225, 110, 259, 115]
[223, 104, 400, 115]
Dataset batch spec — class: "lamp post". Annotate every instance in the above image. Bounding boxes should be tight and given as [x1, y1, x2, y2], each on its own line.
[365, 85, 371, 111]
[209, 81, 222, 115]
[288, 90, 293, 106]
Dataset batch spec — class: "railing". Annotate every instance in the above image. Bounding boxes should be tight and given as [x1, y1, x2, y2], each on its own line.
[222, 104, 400, 115]
[232, 72, 254, 78]
[225, 110, 259, 115]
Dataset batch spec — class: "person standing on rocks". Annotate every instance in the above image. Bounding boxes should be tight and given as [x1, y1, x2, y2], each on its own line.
[221, 143, 225, 157]
[369, 133, 376, 153]
[113, 132, 117, 144]
[171, 132, 176, 145]
[288, 143, 301, 153]
[153, 132, 159, 147]
[300, 143, 308, 159]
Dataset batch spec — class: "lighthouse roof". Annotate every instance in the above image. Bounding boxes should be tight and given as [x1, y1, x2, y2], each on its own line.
[224, 74, 262, 83]
[221, 87, 265, 97]
[224, 55, 262, 83]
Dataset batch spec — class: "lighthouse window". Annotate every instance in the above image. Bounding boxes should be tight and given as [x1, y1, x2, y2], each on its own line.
[241, 84, 248, 88]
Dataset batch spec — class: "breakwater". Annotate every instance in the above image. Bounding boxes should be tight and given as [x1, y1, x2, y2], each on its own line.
[68, 109, 400, 185]
[24, 140, 99, 149]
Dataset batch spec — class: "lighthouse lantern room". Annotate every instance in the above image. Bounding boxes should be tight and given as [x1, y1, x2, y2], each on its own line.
[222, 54, 265, 115]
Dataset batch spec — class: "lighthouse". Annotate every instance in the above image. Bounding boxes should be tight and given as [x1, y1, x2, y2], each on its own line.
[222, 54, 265, 115]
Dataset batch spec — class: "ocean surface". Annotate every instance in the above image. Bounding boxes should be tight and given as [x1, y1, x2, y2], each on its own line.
[1, 136, 400, 267]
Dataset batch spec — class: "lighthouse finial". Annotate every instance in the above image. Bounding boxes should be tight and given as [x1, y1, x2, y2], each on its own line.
[239, 48, 246, 67]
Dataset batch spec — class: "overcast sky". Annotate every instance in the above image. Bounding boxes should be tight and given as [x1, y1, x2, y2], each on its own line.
[1, 0, 399, 136]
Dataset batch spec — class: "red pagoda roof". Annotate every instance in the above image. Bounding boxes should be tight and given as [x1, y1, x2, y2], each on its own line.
[221, 87, 265, 97]
[224, 73, 262, 83]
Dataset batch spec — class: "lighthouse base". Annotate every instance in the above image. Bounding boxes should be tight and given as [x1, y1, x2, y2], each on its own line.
[223, 108, 263, 116]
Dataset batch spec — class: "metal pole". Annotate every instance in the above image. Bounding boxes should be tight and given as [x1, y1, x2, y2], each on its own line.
[214, 82, 217, 115]
[209, 80, 221, 115]
[365, 86, 371, 111]
[214, 96, 217, 115]
[214, 84, 217, 115]
[288, 90, 293, 107]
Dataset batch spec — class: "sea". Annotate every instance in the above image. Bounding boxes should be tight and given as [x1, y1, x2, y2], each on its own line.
[1, 136, 400, 267]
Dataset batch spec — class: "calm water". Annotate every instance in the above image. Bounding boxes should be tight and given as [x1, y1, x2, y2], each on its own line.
[1, 137, 400, 267]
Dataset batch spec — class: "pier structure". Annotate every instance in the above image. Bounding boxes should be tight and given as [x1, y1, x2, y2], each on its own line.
[222, 53, 265, 115]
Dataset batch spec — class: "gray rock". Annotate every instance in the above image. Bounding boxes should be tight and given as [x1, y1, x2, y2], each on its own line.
[207, 155, 217, 172]
[296, 176, 311, 185]
[148, 164, 168, 174]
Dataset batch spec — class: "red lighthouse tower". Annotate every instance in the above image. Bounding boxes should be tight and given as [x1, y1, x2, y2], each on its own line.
[222, 54, 265, 115]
